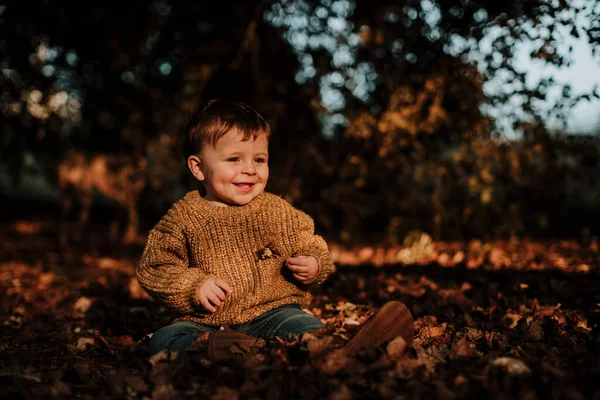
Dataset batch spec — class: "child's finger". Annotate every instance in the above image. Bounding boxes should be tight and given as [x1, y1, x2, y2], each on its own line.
[211, 286, 227, 301]
[287, 256, 309, 266]
[293, 273, 309, 281]
[206, 293, 222, 308]
[214, 278, 233, 294]
[200, 297, 216, 313]
[286, 263, 306, 272]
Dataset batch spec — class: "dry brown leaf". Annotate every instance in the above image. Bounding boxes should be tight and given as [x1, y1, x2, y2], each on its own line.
[149, 349, 178, 366]
[73, 296, 92, 317]
[453, 251, 465, 264]
[490, 357, 531, 376]
[420, 323, 448, 340]
[465, 327, 484, 341]
[94, 332, 115, 355]
[460, 282, 473, 292]
[37, 272, 54, 290]
[14, 221, 45, 234]
[317, 348, 352, 375]
[128, 277, 153, 300]
[450, 336, 475, 360]
[489, 247, 511, 268]
[439, 289, 472, 308]
[307, 335, 334, 358]
[502, 312, 522, 329]
[455, 375, 468, 385]
[50, 379, 72, 397]
[526, 318, 544, 342]
[533, 303, 560, 317]
[113, 335, 135, 347]
[395, 357, 432, 378]
[387, 336, 408, 360]
[330, 383, 353, 400]
[76, 337, 95, 353]
[577, 264, 590, 273]
[72, 362, 92, 380]
[151, 381, 176, 400]
[125, 375, 149, 394]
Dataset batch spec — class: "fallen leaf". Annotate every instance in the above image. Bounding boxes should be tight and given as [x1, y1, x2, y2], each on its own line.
[126, 375, 150, 395]
[450, 336, 475, 360]
[330, 384, 353, 400]
[502, 312, 522, 329]
[465, 327, 484, 341]
[419, 323, 448, 340]
[128, 277, 152, 300]
[50, 379, 72, 397]
[307, 335, 334, 358]
[149, 349, 178, 366]
[317, 348, 352, 375]
[113, 335, 135, 347]
[72, 362, 91, 381]
[525, 318, 544, 342]
[577, 264, 590, 273]
[76, 337, 95, 353]
[94, 332, 115, 355]
[387, 336, 408, 360]
[73, 297, 92, 317]
[490, 357, 532, 376]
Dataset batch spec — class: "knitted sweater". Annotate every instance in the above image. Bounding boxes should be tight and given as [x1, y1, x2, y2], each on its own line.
[136, 190, 336, 326]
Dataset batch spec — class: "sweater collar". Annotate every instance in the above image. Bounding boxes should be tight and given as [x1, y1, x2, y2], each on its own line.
[184, 190, 267, 219]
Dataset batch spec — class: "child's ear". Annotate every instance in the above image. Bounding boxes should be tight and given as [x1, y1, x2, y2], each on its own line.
[187, 155, 206, 181]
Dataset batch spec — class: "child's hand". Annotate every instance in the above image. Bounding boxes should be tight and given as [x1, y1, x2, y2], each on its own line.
[286, 255, 319, 282]
[197, 277, 233, 313]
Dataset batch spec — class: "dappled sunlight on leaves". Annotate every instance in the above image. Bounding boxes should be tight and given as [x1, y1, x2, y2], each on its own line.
[0, 220, 598, 398]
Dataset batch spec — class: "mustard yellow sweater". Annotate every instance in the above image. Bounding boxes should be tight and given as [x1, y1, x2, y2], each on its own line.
[136, 190, 336, 326]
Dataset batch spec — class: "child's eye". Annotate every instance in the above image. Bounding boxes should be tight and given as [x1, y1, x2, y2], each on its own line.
[255, 158, 267, 163]
[227, 157, 240, 162]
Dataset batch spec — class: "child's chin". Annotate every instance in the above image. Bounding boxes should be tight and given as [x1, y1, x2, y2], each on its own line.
[230, 194, 260, 206]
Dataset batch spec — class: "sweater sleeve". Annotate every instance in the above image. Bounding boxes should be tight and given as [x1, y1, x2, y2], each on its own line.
[136, 209, 214, 314]
[291, 208, 336, 285]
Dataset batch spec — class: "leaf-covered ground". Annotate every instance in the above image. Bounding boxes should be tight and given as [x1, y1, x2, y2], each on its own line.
[1, 220, 599, 399]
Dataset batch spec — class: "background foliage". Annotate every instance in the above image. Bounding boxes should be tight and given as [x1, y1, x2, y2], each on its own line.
[1, 0, 599, 243]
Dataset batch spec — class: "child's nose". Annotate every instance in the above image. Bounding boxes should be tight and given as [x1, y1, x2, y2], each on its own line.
[242, 161, 256, 174]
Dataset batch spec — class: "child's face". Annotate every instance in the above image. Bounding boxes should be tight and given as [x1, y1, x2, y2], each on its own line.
[190, 129, 269, 207]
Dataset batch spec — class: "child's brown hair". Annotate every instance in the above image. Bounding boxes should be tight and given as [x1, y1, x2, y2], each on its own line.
[182, 100, 271, 161]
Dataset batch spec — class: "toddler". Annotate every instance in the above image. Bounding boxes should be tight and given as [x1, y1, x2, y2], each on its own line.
[137, 100, 413, 361]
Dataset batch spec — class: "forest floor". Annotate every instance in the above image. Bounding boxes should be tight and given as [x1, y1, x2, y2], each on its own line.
[1, 219, 599, 399]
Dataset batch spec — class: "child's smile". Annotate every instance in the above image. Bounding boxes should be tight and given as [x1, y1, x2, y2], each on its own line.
[234, 182, 255, 192]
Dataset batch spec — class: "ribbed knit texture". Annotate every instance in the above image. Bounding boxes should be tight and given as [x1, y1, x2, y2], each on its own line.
[136, 190, 336, 326]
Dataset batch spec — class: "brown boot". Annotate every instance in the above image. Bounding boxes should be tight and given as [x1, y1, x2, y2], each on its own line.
[344, 301, 414, 356]
[208, 328, 265, 361]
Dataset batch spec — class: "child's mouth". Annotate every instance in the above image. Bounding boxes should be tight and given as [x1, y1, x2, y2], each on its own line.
[234, 183, 255, 192]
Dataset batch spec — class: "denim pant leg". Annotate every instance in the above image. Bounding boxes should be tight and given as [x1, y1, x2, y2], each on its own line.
[239, 304, 324, 339]
[148, 321, 217, 360]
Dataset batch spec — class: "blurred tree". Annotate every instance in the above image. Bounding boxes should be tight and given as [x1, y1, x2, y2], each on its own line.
[0, 0, 323, 222]
[268, 0, 598, 131]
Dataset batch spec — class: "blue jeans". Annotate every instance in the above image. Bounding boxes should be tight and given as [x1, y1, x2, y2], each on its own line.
[148, 304, 324, 360]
